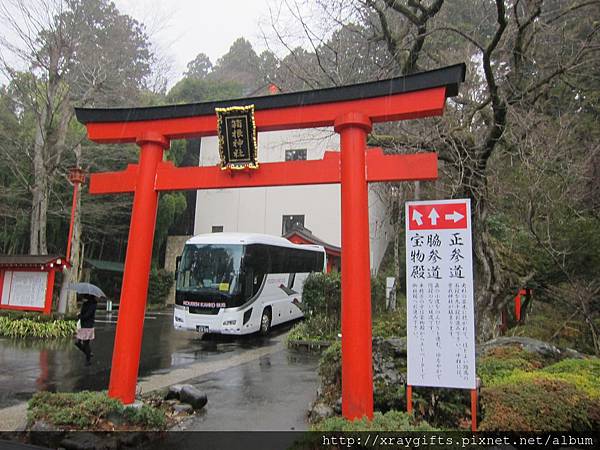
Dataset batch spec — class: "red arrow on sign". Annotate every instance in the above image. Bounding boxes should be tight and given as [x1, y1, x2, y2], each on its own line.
[408, 202, 468, 230]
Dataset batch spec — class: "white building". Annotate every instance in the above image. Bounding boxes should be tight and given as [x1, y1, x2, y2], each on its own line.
[193, 128, 392, 273]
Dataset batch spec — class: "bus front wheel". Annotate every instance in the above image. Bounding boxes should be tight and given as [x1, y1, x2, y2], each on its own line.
[259, 308, 271, 335]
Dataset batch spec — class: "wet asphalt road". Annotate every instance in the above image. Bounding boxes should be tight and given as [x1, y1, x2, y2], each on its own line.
[0, 309, 317, 419]
[185, 348, 319, 431]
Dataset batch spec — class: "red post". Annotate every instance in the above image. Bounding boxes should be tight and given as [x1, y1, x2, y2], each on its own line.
[406, 385, 413, 413]
[335, 112, 373, 420]
[43, 270, 55, 315]
[471, 388, 478, 431]
[66, 182, 79, 262]
[66, 167, 86, 262]
[108, 132, 168, 404]
[515, 288, 527, 322]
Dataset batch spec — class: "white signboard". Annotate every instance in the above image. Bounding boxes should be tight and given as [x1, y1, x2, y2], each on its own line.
[1, 271, 48, 309]
[405, 199, 476, 389]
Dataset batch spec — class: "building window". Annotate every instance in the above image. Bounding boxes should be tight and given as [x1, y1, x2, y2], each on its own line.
[285, 149, 307, 161]
[282, 215, 305, 235]
[212, 226, 223, 233]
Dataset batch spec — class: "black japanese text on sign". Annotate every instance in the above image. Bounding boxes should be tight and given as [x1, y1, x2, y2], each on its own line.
[405, 199, 476, 390]
[216, 105, 259, 170]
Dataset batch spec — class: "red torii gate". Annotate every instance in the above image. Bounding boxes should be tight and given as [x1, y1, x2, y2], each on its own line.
[75, 64, 465, 420]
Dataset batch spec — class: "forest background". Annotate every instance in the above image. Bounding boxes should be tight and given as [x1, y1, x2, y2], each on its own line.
[0, 0, 598, 349]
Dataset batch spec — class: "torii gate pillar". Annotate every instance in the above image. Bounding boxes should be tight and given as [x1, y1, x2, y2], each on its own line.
[108, 132, 168, 402]
[336, 112, 374, 418]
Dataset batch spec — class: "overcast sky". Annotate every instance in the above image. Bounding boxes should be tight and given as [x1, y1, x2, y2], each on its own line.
[112, 0, 275, 81]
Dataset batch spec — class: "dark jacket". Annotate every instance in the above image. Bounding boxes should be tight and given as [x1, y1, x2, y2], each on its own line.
[78, 298, 97, 328]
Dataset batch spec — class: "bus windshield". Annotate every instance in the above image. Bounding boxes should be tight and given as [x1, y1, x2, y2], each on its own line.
[177, 244, 243, 295]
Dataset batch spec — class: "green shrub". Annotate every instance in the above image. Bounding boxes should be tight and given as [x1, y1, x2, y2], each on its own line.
[298, 272, 341, 339]
[477, 345, 545, 385]
[312, 410, 436, 431]
[122, 404, 167, 429]
[541, 358, 600, 398]
[287, 319, 339, 347]
[148, 269, 174, 304]
[308, 315, 340, 340]
[373, 380, 405, 413]
[372, 304, 407, 338]
[410, 387, 472, 429]
[0, 316, 77, 339]
[0, 310, 77, 321]
[287, 321, 310, 342]
[318, 341, 342, 403]
[301, 273, 403, 341]
[370, 276, 386, 315]
[28, 391, 122, 428]
[479, 357, 600, 431]
[287, 306, 407, 344]
[480, 377, 598, 431]
[27, 391, 168, 430]
[302, 272, 341, 319]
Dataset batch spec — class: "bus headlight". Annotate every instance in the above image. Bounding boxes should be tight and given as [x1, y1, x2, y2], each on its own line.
[223, 319, 236, 326]
[174, 316, 184, 323]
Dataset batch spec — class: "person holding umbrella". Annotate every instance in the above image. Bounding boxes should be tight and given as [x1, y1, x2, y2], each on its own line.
[70, 283, 105, 366]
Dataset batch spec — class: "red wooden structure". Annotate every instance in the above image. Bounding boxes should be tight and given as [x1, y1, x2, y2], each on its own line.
[0, 255, 69, 314]
[75, 64, 465, 419]
[284, 226, 341, 272]
[514, 288, 533, 322]
[500, 287, 533, 333]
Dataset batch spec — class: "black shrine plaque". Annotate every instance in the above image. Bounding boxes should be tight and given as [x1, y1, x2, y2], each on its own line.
[216, 105, 259, 170]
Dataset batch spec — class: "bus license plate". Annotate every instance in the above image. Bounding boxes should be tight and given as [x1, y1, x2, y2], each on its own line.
[196, 325, 209, 333]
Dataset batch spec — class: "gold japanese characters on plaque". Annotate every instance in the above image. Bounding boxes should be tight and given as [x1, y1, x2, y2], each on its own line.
[215, 105, 259, 170]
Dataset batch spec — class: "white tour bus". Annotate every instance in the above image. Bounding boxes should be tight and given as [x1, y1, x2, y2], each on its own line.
[173, 233, 326, 335]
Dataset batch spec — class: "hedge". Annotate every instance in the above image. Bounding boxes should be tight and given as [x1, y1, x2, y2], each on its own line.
[0, 316, 76, 339]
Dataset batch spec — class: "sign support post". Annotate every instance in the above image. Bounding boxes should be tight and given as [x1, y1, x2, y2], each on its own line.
[471, 388, 478, 432]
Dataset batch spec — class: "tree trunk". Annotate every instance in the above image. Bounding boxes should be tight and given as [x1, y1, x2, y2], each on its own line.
[471, 191, 505, 341]
[390, 185, 405, 311]
[390, 196, 400, 312]
[29, 44, 72, 256]
[30, 154, 48, 254]
[30, 98, 47, 255]
[390, 236, 399, 311]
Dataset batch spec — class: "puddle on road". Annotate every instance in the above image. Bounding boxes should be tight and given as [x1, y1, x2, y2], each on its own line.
[0, 314, 296, 409]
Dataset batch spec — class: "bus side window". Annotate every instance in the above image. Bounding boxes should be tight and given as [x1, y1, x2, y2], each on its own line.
[253, 273, 264, 295]
[270, 246, 287, 274]
[243, 268, 254, 298]
[245, 245, 270, 296]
